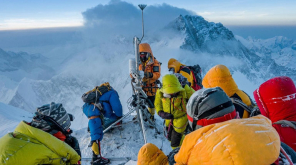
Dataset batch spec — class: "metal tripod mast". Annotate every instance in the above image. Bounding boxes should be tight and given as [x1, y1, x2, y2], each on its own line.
[134, 4, 147, 144]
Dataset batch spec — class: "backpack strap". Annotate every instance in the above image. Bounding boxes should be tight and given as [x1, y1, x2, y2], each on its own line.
[187, 101, 235, 127]
[90, 103, 105, 126]
[230, 97, 253, 114]
[274, 120, 296, 130]
[280, 146, 294, 165]
[242, 90, 257, 107]
[196, 110, 237, 127]
[180, 66, 191, 74]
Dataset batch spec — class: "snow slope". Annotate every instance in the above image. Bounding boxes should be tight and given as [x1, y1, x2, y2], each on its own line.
[0, 48, 56, 104]
[0, 101, 168, 165]
[0, 102, 33, 137]
[78, 115, 171, 165]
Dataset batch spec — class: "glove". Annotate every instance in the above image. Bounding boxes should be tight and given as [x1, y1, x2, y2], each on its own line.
[158, 111, 174, 119]
[167, 147, 180, 165]
[144, 72, 153, 78]
[141, 81, 147, 87]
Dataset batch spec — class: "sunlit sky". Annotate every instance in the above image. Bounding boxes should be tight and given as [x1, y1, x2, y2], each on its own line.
[0, 0, 296, 30]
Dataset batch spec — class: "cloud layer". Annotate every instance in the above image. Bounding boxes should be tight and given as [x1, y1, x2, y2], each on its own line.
[82, 0, 195, 39]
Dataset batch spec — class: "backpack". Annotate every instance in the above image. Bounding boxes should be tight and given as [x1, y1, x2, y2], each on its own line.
[81, 82, 112, 104]
[187, 65, 203, 90]
[230, 98, 261, 117]
[230, 91, 261, 117]
[173, 73, 190, 88]
[81, 82, 112, 121]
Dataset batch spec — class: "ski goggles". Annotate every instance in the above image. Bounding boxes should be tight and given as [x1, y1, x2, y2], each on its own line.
[140, 52, 151, 62]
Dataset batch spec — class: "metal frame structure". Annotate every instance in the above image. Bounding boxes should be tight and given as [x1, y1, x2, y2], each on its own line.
[103, 4, 151, 144]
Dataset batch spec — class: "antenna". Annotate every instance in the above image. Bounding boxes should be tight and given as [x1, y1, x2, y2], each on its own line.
[138, 4, 147, 41]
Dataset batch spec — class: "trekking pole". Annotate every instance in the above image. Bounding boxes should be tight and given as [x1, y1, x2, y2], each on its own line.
[103, 108, 137, 133]
[166, 119, 173, 139]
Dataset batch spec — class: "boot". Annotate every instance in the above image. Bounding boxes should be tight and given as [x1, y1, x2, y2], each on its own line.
[92, 151, 98, 162]
[150, 115, 155, 122]
[147, 107, 156, 116]
[148, 107, 155, 123]
[92, 156, 110, 165]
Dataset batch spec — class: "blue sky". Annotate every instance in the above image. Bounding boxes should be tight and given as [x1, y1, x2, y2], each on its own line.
[0, 0, 296, 30]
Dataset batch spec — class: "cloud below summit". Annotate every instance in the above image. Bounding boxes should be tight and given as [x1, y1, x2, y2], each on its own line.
[82, 0, 195, 37]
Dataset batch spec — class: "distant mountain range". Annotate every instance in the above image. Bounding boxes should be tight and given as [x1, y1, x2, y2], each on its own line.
[167, 15, 296, 81]
[0, 48, 55, 81]
[236, 36, 296, 69]
[1, 14, 296, 129]
[1, 13, 296, 162]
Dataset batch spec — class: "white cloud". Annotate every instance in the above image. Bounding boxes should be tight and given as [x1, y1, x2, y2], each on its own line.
[0, 16, 83, 30]
[198, 10, 296, 25]
[81, 0, 195, 40]
[197, 11, 215, 16]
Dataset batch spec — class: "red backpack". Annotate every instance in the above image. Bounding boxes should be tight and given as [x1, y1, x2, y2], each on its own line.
[273, 120, 296, 152]
[254, 76, 296, 151]
[180, 65, 202, 90]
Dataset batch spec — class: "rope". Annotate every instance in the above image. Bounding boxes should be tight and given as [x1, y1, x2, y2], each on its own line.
[166, 120, 173, 139]
[280, 146, 294, 165]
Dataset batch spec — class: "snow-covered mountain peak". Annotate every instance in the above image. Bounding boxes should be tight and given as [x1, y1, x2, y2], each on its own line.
[0, 48, 55, 80]
[236, 35, 296, 70]
[167, 15, 235, 51]
[245, 36, 295, 50]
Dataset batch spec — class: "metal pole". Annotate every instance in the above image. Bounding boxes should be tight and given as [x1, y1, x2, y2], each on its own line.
[138, 4, 146, 42]
[133, 36, 147, 144]
[103, 108, 136, 133]
[140, 9, 144, 41]
[138, 106, 147, 143]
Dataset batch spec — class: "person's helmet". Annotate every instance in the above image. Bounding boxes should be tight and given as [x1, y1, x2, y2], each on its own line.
[186, 87, 236, 130]
[31, 102, 71, 134]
